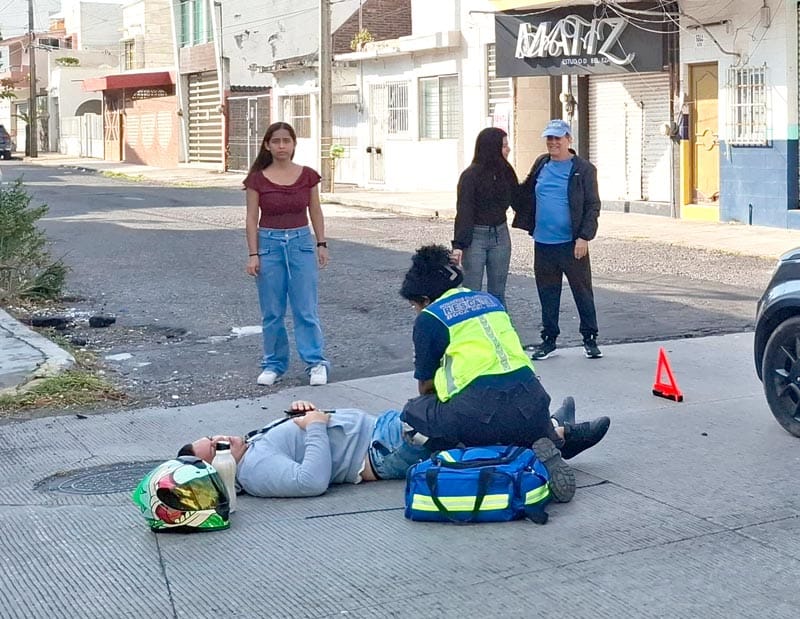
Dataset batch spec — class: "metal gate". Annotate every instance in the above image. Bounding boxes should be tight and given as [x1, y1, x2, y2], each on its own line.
[227, 94, 270, 172]
[589, 73, 671, 202]
[188, 71, 222, 164]
[368, 83, 387, 183]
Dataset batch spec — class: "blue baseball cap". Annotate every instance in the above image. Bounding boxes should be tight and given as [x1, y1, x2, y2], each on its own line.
[541, 119, 571, 138]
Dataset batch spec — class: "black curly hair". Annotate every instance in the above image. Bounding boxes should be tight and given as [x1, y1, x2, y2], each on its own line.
[400, 244, 463, 303]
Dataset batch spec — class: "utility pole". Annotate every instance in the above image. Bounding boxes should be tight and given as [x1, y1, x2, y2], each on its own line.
[319, 0, 332, 191]
[27, 0, 37, 157]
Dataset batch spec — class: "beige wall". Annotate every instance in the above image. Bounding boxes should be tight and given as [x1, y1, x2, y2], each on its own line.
[512, 75, 550, 178]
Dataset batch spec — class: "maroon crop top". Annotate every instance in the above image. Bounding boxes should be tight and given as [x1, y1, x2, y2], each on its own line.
[243, 166, 322, 229]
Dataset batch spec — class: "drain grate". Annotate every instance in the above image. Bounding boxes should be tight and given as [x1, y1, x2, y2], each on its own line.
[35, 461, 165, 495]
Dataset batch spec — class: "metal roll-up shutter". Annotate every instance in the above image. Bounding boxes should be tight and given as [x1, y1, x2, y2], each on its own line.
[188, 71, 222, 163]
[589, 73, 671, 202]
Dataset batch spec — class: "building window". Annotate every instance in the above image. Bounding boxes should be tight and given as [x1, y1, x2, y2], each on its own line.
[123, 40, 135, 70]
[387, 81, 409, 135]
[419, 75, 460, 139]
[487, 43, 512, 119]
[281, 95, 311, 138]
[728, 64, 768, 146]
[179, 0, 210, 47]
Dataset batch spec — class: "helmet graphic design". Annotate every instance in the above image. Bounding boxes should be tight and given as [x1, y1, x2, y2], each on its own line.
[132, 456, 230, 532]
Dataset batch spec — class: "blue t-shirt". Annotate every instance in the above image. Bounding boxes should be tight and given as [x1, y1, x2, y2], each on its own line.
[534, 158, 573, 244]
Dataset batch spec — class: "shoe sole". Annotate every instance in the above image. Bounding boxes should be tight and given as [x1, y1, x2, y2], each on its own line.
[584, 351, 603, 359]
[532, 438, 575, 503]
[532, 350, 557, 360]
[257, 375, 281, 386]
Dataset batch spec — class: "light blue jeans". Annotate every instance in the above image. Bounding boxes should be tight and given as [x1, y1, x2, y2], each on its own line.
[461, 224, 512, 307]
[255, 226, 327, 375]
[368, 410, 432, 480]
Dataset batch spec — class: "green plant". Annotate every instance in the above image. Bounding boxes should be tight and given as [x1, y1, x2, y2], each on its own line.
[0, 77, 16, 100]
[0, 179, 67, 304]
[350, 28, 374, 51]
[54, 56, 80, 67]
[0, 370, 125, 413]
[328, 144, 346, 193]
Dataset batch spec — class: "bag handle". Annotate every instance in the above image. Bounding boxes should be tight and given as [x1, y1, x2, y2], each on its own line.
[434, 445, 528, 469]
[425, 467, 494, 523]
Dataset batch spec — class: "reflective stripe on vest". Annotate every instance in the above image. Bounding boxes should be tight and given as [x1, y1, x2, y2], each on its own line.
[423, 288, 532, 401]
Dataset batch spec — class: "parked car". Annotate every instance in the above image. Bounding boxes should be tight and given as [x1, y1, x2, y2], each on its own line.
[0, 124, 11, 159]
[754, 247, 800, 437]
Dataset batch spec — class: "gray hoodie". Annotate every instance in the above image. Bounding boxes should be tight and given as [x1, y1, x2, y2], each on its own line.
[236, 409, 375, 497]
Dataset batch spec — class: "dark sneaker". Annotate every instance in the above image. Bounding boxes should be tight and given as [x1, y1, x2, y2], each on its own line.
[583, 336, 603, 359]
[531, 337, 557, 360]
[532, 437, 575, 503]
[552, 396, 575, 426]
[560, 417, 611, 460]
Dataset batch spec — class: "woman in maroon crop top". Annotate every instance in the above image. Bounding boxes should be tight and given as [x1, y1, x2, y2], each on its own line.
[243, 122, 330, 387]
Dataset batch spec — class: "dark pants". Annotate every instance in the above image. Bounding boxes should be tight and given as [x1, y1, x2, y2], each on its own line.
[534, 241, 598, 340]
[401, 373, 561, 451]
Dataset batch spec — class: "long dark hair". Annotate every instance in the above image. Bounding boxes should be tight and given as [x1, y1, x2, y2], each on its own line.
[470, 127, 517, 189]
[247, 122, 297, 175]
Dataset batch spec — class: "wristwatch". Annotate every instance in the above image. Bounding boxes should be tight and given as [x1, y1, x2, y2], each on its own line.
[316, 242, 328, 248]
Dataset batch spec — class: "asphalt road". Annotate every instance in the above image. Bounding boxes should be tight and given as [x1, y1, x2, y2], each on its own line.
[3, 162, 776, 414]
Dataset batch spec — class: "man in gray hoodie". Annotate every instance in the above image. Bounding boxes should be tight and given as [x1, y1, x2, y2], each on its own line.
[179, 397, 584, 500]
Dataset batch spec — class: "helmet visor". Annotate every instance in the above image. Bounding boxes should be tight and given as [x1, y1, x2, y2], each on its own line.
[157, 473, 226, 512]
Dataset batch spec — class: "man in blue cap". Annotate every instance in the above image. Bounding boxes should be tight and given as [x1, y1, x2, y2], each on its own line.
[512, 119, 602, 360]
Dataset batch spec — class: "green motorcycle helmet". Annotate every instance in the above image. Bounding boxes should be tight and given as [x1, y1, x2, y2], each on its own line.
[132, 456, 230, 532]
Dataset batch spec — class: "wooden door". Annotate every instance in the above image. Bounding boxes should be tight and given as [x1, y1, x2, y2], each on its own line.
[690, 63, 719, 202]
[103, 95, 122, 161]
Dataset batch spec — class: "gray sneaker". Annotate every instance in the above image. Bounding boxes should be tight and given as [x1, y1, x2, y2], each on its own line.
[532, 437, 575, 503]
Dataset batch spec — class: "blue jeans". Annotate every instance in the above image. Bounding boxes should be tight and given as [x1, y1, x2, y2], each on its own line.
[368, 410, 432, 479]
[461, 224, 512, 307]
[255, 226, 327, 375]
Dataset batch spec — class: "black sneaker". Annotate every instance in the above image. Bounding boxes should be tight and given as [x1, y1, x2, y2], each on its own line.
[583, 336, 603, 359]
[560, 417, 611, 460]
[532, 437, 575, 503]
[552, 396, 575, 426]
[531, 337, 557, 360]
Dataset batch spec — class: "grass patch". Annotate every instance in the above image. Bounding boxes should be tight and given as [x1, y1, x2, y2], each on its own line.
[44, 329, 97, 367]
[100, 171, 145, 182]
[0, 370, 125, 412]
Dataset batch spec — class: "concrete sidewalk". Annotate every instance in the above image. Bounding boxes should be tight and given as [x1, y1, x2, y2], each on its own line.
[1, 333, 798, 618]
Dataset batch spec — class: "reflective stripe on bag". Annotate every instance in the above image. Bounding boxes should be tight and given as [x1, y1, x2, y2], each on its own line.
[411, 493, 510, 512]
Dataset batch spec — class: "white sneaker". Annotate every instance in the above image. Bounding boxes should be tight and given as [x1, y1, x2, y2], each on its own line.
[257, 370, 280, 386]
[309, 365, 328, 386]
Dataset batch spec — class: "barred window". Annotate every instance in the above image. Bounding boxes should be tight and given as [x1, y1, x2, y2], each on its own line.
[387, 81, 409, 135]
[123, 40, 135, 71]
[487, 43, 512, 118]
[728, 64, 768, 146]
[419, 75, 460, 139]
[281, 95, 311, 138]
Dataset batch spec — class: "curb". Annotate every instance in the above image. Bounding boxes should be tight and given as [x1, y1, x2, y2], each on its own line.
[0, 309, 75, 392]
[321, 193, 456, 219]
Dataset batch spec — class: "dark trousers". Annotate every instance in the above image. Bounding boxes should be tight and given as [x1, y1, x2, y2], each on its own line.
[401, 374, 561, 451]
[534, 241, 598, 340]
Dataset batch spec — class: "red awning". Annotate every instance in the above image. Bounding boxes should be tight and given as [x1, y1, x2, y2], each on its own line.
[82, 71, 174, 92]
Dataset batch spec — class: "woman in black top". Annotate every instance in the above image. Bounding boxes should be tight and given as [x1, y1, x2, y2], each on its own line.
[451, 127, 518, 307]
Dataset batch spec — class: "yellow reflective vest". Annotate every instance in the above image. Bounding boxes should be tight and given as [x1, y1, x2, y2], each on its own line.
[423, 288, 533, 402]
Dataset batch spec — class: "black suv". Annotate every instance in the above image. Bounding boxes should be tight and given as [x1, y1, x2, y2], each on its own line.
[0, 124, 11, 160]
[755, 247, 800, 437]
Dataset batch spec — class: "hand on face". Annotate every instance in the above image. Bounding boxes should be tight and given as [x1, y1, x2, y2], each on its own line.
[191, 435, 248, 463]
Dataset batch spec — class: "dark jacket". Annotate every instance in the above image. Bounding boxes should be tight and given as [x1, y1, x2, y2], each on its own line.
[511, 152, 601, 242]
[453, 163, 518, 250]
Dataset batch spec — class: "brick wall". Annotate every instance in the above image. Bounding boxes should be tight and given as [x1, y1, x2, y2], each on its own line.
[333, 0, 411, 54]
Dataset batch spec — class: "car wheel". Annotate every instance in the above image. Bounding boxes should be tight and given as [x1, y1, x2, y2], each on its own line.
[762, 315, 800, 437]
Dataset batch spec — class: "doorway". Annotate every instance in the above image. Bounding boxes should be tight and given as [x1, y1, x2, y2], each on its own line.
[689, 63, 719, 203]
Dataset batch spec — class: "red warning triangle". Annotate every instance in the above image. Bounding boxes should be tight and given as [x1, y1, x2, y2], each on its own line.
[652, 347, 683, 402]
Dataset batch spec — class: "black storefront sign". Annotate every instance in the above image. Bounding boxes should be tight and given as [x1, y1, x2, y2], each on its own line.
[495, 2, 667, 77]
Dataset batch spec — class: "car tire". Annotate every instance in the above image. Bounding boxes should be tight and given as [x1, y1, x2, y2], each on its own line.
[762, 315, 800, 437]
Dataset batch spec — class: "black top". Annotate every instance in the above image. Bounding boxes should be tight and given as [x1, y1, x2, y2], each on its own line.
[453, 164, 517, 250]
